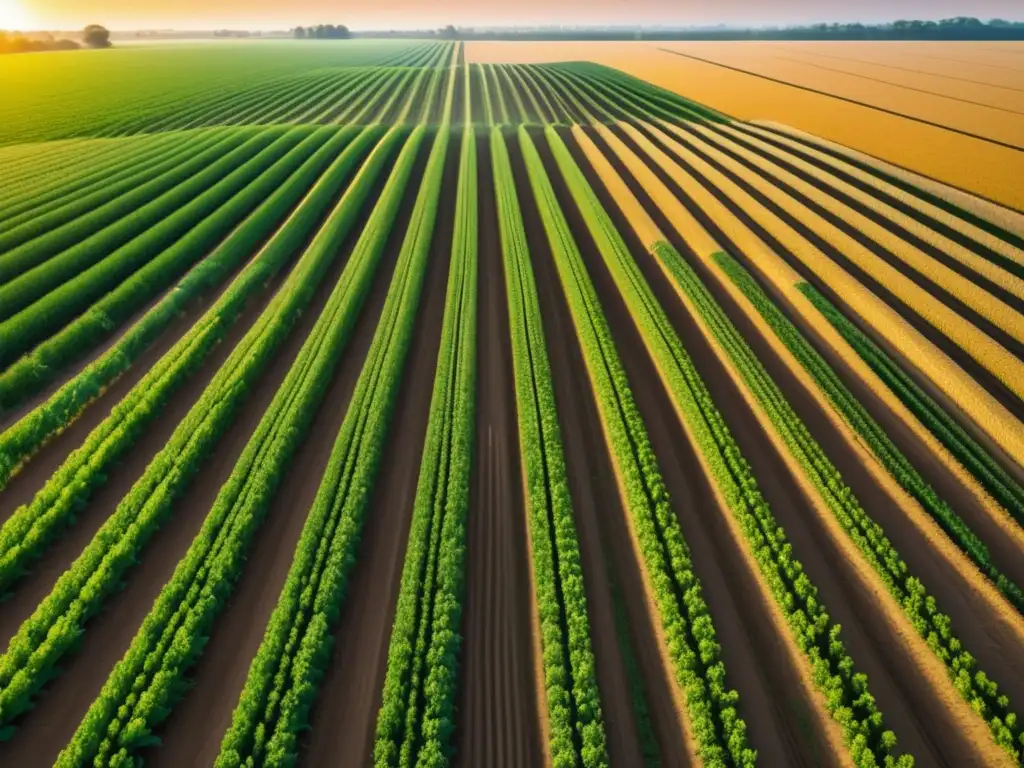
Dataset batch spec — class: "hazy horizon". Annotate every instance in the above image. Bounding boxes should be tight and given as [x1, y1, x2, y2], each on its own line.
[3, 0, 1023, 33]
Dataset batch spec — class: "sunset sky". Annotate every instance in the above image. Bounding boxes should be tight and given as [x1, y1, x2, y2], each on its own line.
[5, 0, 1023, 31]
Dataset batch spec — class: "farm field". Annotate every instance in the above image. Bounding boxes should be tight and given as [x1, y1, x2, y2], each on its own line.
[1, 38, 1023, 768]
[466, 41, 1024, 211]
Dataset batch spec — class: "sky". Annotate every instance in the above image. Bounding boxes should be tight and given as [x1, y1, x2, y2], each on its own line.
[5, 0, 1024, 32]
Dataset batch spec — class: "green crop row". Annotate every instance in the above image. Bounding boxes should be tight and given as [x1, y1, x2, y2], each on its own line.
[0, 129, 227, 258]
[374, 126, 477, 768]
[0, 126, 402, 732]
[0, 131, 200, 235]
[0, 136, 165, 214]
[215, 124, 445, 768]
[0, 126, 307, 368]
[501, 126, 610, 768]
[713, 253, 1024, 612]
[0, 126, 331, 412]
[796, 282, 1024, 528]
[532, 126, 754, 767]
[0, 127, 251, 288]
[640, 234, 1020, 760]
[55, 121, 430, 768]
[0, 125, 368, 487]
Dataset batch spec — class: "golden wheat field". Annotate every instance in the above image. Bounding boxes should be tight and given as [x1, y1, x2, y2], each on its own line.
[466, 41, 1024, 210]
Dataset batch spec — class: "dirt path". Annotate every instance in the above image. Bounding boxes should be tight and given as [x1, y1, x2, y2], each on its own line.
[596, 128, 988, 765]
[297, 133, 458, 768]
[538, 128, 842, 767]
[141, 141, 432, 767]
[0, 148, 400, 766]
[509, 134, 653, 766]
[454, 133, 543, 768]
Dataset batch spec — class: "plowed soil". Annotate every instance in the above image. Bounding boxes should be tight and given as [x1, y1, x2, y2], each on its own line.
[0, 139, 401, 766]
[599, 124, 994, 766]
[545, 127, 842, 767]
[142, 138, 432, 766]
[298, 133, 457, 768]
[455, 132, 543, 768]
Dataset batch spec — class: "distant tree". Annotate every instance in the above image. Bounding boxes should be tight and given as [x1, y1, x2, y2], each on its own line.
[336, 24, 350, 39]
[440, 24, 457, 39]
[83, 24, 112, 48]
[294, 26, 306, 39]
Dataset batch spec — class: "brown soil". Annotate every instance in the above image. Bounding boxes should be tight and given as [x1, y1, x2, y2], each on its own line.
[140, 137, 435, 767]
[0, 143, 402, 766]
[507, 132, 659, 766]
[0, 280, 278, 641]
[454, 132, 544, 768]
[297, 133, 458, 768]
[0, 277, 232, 513]
[604, 124, 999, 766]
[544, 127, 844, 767]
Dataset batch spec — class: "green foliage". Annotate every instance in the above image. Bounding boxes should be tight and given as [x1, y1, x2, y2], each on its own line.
[373, 125, 477, 768]
[638, 232, 1019, 761]
[498, 126, 610, 768]
[532, 125, 756, 768]
[0, 126, 400, 734]
[795, 280, 1024, 528]
[0, 126, 313, 369]
[0, 126, 365, 468]
[216, 123, 446, 768]
[714, 253, 1024, 613]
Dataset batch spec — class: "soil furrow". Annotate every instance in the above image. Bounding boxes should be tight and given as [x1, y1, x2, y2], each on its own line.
[297, 133, 458, 768]
[539, 127, 843, 767]
[139, 137, 433, 767]
[602, 125, 998, 767]
[455, 132, 543, 768]
[0, 140, 404, 766]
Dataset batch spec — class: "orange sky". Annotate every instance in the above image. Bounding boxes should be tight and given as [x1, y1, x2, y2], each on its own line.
[17, 0, 1024, 31]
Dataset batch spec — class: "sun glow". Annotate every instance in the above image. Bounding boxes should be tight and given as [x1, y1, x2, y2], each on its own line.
[0, 0, 34, 31]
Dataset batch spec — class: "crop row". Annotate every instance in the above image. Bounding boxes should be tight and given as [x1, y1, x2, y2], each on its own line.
[215, 124, 445, 768]
[0, 126, 403, 731]
[496, 126, 610, 768]
[374, 124, 476, 768]
[796, 282, 1024, 527]
[580, 118, 1024, 759]
[0, 126, 369, 480]
[570, 71, 1024, 460]
[572, 73, 1024, 758]
[0, 126, 310, 370]
[532, 124, 763, 767]
[557, 123, 911, 766]
[0, 127, 252, 289]
[0, 126, 333, 413]
[0, 130, 204, 238]
[0, 124, 379, 582]
[55, 120, 429, 768]
[712, 252, 1024, 612]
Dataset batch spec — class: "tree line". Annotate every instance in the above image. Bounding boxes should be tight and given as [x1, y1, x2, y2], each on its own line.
[0, 25, 111, 55]
[294, 25, 350, 39]
[342, 17, 1024, 41]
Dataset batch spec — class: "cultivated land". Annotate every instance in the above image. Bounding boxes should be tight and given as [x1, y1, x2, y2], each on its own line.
[466, 41, 1024, 211]
[0, 38, 1023, 768]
